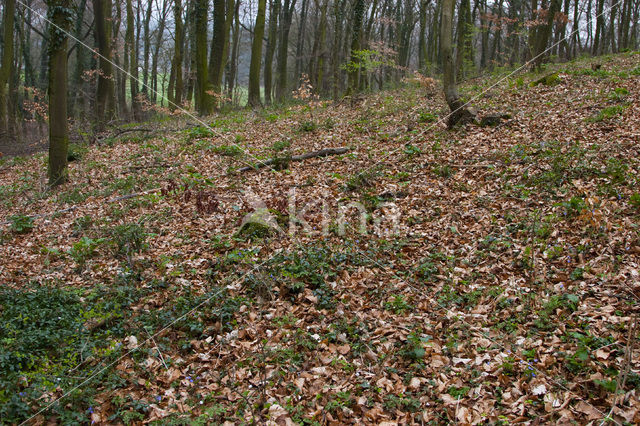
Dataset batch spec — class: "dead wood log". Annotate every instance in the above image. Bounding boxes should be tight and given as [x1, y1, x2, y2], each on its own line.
[237, 147, 350, 172]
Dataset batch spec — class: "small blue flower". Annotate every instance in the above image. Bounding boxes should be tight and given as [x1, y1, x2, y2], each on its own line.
[88, 407, 94, 414]
[156, 396, 162, 402]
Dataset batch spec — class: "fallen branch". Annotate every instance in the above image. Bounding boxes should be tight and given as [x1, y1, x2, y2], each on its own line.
[237, 147, 350, 172]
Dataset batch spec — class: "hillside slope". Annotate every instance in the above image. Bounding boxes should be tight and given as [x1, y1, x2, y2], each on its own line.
[0, 53, 639, 424]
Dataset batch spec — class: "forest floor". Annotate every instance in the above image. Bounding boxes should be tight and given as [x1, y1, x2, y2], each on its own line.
[1, 52, 639, 425]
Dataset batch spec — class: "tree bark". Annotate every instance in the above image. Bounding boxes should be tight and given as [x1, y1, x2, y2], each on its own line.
[0, 0, 15, 141]
[93, 0, 117, 128]
[347, 0, 365, 95]
[533, 0, 560, 68]
[248, 0, 267, 107]
[275, 0, 297, 103]
[441, 0, 477, 127]
[194, 0, 212, 114]
[47, 0, 72, 186]
[126, 0, 140, 118]
[264, 0, 280, 105]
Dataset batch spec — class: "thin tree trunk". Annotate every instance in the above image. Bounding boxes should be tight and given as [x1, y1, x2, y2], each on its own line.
[126, 0, 140, 118]
[264, 0, 280, 105]
[150, 0, 169, 103]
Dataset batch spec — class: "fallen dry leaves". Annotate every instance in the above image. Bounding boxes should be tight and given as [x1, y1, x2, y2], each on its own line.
[0, 54, 639, 424]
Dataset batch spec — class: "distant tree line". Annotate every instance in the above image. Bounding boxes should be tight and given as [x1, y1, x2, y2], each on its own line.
[0, 0, 637, 183]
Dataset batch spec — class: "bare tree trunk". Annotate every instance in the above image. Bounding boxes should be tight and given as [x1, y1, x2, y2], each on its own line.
[264, 0, 280, 105]
[126, 0, 140, 118]
[194, 0, 212, 114]
[275, 0, 298, 103]
[533, 0, 560, 68]
[441, 0, 477, 127]
[150, 0, 169, 103]
[0, 0, 15, 141]
[94, 0, 117, 128]
[347, 0, 365, 95]
[249, 0, 267, 107]
[47, 0, 71, 186]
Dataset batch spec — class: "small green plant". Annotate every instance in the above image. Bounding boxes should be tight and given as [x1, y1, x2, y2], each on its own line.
[384, 294, 412, 313]
[433, 164, 453, 178]
[588, 105, 627, 122]
[8, 214, 34, 234]
[608, 87, 629, 101]
[111, 223, 148, 256]
[560, 196, 587, 218]
[447, 386, 470, 399]
[212, 144, 243, 157]
[403, 144, 422, 157]
[325, 391, 353, 413]
[605, 157, 628, 184]
[401, 331, 428, 361]
[69, 237, 104, 268]
[630, 193, 640, 209]
[298, 121, 317, 132]
[186, 126, 214, 140]
[418, 111, 437, 123]
[271, 139, 291, 152]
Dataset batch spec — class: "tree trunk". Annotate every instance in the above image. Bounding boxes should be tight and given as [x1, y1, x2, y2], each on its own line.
[126, 0, 140, 118]
[47, 0, 71, 186]
[275, 0, 297, 103]
[418, 0, 429, 71]
[347, 0, 365, 95]
[194, 0, 212, 114]
[171, 0, 184, 109]
[264, 0, 280, 105]
[93, 0, 117, 128]
[0, 0, 15, 141]
[294, 0, 310, 83]
[532, 0, 560, 68]
[441, 0, 477, 127]
[248, 0, 267, 107]
[150, 0, 169, 103]
[593, 0, 605, 54]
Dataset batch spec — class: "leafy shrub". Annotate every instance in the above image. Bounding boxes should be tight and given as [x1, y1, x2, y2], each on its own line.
[69, 237, 105, 268]
[8, 214, 34, 234]
[271, 139, 291, 152]
[298, 121, 317, 132]
[186, 126, 214, 140]
[111, 223, 148, 256]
